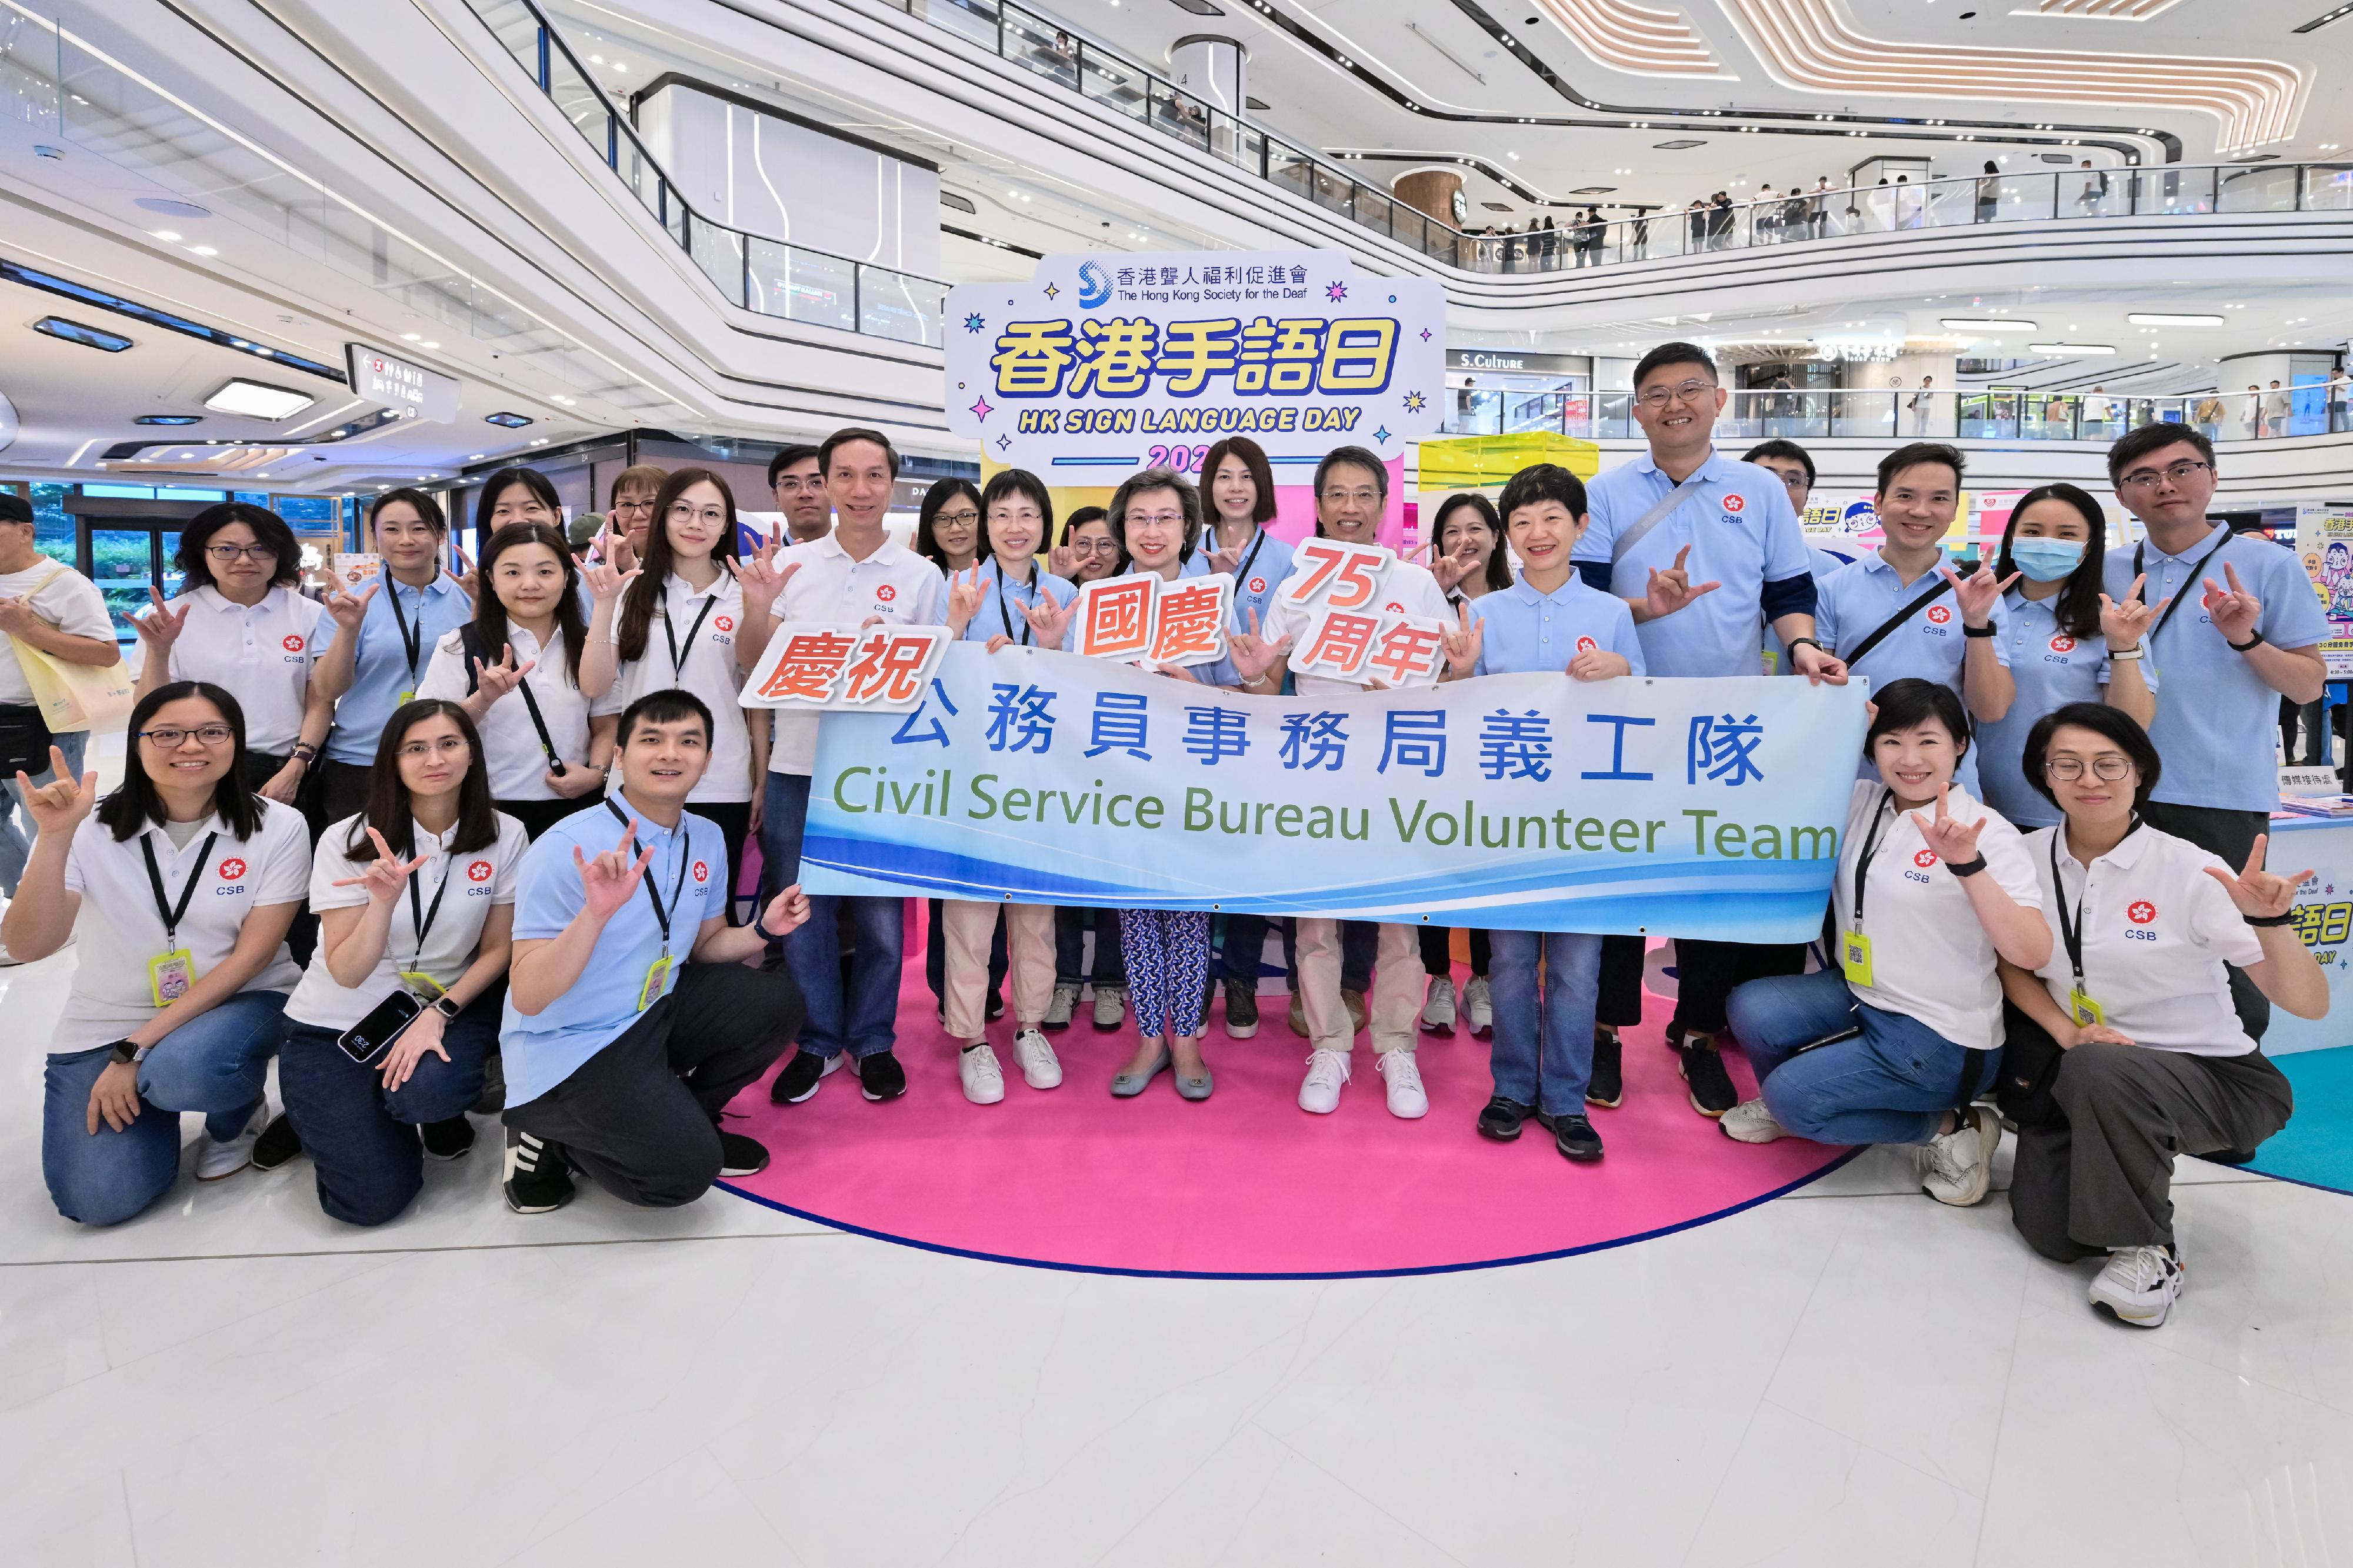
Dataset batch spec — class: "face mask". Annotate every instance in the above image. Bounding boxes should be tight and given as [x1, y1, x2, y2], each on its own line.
[2008, 538, 2085, 582]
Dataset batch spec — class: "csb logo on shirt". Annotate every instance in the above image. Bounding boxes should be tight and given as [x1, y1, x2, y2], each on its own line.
[1722, 494, 1746, 514]
[1575, 636, 1599, 653]
[1384, 600, 1405, 613]
[217, 856, 247, 881]
[876, 584, 898, 604]
[280, 635, 305, 653]
[1914, 849, 1939, 868]
[2127, 900, 2159, 925]
[1248, 577, 1268, 595]
[466, 860, 494, 883]
[2049, 634, 2078, 654]
[1925, 605, 1953, 626]
[692, 860, 710, 884]
[714, 615, 735, 633]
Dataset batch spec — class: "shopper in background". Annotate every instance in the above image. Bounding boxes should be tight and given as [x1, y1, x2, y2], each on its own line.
[767, 445, 832, 547]
[1974, 483, 2158, 830]
[8, 683, 307, 1223]
[0, 491, 116, 917]
[1418, 491, 1510, 1039]
[316, 489, 472, 825]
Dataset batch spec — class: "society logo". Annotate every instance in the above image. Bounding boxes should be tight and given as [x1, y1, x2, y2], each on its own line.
[1076, 258, 1112, 309]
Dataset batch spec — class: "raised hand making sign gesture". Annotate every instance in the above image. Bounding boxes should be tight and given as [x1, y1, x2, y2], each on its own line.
[2199, 561, 2263, 648]
[1441, 600, 1484, 680]
[2202, 833, 2310, 923]
[1941, 556, 2018, 629]
[327, 826, 430, 905]
[1908, 782, 1986, 868]
[2097, 572, 2167, 651]
[577, 819, 654, 921]
[1637, 544, 1721, 623]
[13, 744, 99, 837]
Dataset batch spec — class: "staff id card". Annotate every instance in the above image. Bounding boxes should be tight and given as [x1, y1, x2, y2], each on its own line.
[148, 949, 197, 1006]
[398, 970, 448, 1001]
[2067, 988, 2105, 1029]
[636, 955, 674, 1012]
[1838, 930, 1874, 989]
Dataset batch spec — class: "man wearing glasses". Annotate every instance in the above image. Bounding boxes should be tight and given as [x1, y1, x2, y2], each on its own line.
[2102, 425, 2326, 1037]
[1572, 343, 1846, 1121]
[767, 446, 832, 549]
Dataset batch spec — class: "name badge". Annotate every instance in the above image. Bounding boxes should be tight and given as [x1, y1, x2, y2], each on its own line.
[2068, 988, 2105, 1029]
[396, 689, 416, 706]
[1838, 929, 1874, 989]
[148, 949, 197, 1007]
[398, 969, 448, 1001]
[636, 955, 674, 1012]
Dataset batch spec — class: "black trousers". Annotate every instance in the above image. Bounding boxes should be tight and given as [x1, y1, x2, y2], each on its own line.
[240, 749, 323, 965]
[1599, 933, 1804, 1036]
[1419, 925, 1489, 978]
[695, 800, 752, 925]
[497, 795, 598, 842]
[316, 758, 372, 828]
[1281, 918, 1374, 993]
[2140, 800, 2271, 1042]
[504, 962, 801, 1208]
[2011, 1044, 2291, 1259]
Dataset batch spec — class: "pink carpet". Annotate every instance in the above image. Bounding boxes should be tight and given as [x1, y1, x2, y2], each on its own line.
[718, 932, 1854, 1277]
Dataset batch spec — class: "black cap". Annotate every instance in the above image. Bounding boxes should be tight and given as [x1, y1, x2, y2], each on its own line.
[0, 492, 32, 526]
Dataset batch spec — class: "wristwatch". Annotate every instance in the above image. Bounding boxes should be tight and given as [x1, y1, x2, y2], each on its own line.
[1786, 636, 1828, 658]
[431, 994, 462, 1019]
[1962, 620, 1997, 639]
[106, 1038, 150, 1065]
[1945, 854, 1989, 878]
[2228, 629, 2266, 652]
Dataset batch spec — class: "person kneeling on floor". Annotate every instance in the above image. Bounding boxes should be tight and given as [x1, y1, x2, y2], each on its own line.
[1998, 703, 2317, 1329]
[498, 689, 809, 1214]
[1721, 679, 2052, 1207]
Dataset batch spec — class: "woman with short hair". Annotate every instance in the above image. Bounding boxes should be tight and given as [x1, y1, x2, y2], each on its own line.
[470, 466, 562, 561]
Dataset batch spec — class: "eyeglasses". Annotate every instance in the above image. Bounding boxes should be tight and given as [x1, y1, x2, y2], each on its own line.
[1068, 537, 1119, 555]
[2116, 459, 2212, 492]
[2043, 755, 2134, 782]
[1128, 511, 1186, 529]
[141, 724, 235, 749]
[1319, 488, 1381, 506]
[1771, 472, 1808, 491]
[934, 508, 980, 528]
[204, 543, 278, 563]
[774, 476, 820, 493]
[397, 736, 471, 760]
[609, 498, 655, 516]
[1636, 379, 1717, 410]
[666, 503, 728, 527]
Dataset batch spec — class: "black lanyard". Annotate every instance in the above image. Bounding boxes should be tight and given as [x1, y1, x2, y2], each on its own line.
[2049, 820, 2139, 989]
[141, 830, 218, 951]
[384, 579, 425, 686]
[1228, 528, 1267, 590]
[1849, 789, 1896, 930]
[405, 847, 454, 967]
[606, 799, 692, 953]
[661, 590, 719, 678]
[2131, 534, 2230, 652]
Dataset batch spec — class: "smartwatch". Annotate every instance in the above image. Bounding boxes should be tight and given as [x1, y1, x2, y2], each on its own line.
[432, 994, 463, 1019]
[107, 1038, 149, 1066]
[1786, 636, 1827, 658]
[2228, 629, 2266, 653]
[1962, 620, 1997, 639]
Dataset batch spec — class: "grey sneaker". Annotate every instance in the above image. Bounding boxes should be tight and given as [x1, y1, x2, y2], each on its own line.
[1092, 983, 1126, 1030]
[1043, 983, 1078, 1032]
[1420, 975, 1457, 1033]
[1918, 1103, 1999, 1207]
[1462, 975, 1494, 1036]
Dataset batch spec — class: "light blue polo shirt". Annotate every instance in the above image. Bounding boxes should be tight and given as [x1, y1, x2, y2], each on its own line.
[324, 573, 471, 765]
[1765, 543, 1863, 674]
[1975, 589, 2139, 828]
[2104, 522, 2327, 812]
[1574, 449, 1814, 678]
[965, 559, 1076, 645]
[1469, 574, 1646, 677]
[1817, 549, 2010, 795]
[499, 794, 728, 1105]
[1182, 526, 1297, 640]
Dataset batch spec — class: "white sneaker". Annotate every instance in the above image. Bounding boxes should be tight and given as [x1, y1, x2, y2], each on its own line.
[958, 1044, 1005, 1105]
[194, 1100, 270, 1180]
[2090, 1245, 2184, 1328]
[1092, 984, 1126, 1029]
[1718, 1097, 1787, 1144]
[1298, 1048, 1351, 1114]
[1917, 1103, 1998, 1207]
[1375, 1050, 1429, 1119]
[1463, 975, 1494, 1036]
[1419, 976, 1457, 1033]
[1011, 1027, 1062, 1089]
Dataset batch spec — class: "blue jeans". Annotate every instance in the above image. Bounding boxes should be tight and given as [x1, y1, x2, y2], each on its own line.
[767, 772, 902, 1059]
[277, 996, 498, 1227]
[1725, 969, 1998, 1146]
[1054, 906, 1126, 987]
[41, 990, 285, 1226]
[1487, 929, 1603, 1117]
[1, 728, 86, 897]
[1219, 913, 1281, 986]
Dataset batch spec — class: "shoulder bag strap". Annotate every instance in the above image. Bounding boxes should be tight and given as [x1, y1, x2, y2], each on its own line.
[1839, 576, 1954, 669]
[1609, 472, 1709, 565]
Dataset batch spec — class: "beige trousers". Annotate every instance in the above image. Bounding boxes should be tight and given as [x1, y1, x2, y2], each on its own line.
[942, 900, 1056, 1039]
[1294, 917, 1422, 1055]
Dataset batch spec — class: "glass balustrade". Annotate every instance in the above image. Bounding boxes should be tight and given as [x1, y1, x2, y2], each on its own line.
[1435, 389, 2353, 443]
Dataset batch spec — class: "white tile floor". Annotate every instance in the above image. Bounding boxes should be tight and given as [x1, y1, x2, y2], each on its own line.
[3, 944, 2348, 1568]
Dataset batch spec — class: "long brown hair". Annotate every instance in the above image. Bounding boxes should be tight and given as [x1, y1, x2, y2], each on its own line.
[472, 521, 586, 686]
[615, 467, 741, 663]
[346, 699, 500, 860]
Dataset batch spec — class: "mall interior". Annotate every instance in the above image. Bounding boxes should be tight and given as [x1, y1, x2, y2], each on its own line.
[4, 0, 2353, 1562]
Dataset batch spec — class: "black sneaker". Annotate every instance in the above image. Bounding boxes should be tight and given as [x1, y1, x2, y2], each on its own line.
[769, 1049, 835, 1105]
[1225, 979, 1261, 1039]
[251, 1112, 304, 1171]
[1587, 1029, 1624, 1109]
[1674, 1030, 1738, 1117]
[421, 1115, 475, 1161]
[502, 1127, 574, 1214]
[986, 992, 1006, 1022]
[471, 1052, 506, 1116]
[1539, 1110, 1605, 1163]
[856, 1049, 908, 1102]
[1477, 1094, 1532, 1142]
[716, 1129, 770, 1177]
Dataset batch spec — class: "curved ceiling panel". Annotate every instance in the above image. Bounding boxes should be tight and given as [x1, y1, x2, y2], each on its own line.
[1535, 0, 1724, 75]
[2017, 0, 2185, 16]
[1721, 0, 2304, 151]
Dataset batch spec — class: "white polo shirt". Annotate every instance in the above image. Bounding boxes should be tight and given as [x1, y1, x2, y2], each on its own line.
[0, 561, 115, 706]
[1832, 780, 2041, 1053]
[415, 625, 622, 800]
[764, 532, 946, 776]
[614, 573, 753, 803]
[2023, 823, 2264, 1057]
[164, 586, 327, 756]
[1263, 550, 1450, 698]
[51, 798, 309, 1053]
[284, 810, 529, 1031]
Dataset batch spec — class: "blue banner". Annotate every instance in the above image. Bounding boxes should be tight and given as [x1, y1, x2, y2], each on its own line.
[795, 645, 1868, 940]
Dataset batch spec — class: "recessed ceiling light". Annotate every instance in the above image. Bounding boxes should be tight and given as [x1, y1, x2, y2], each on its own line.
[134, 413, 202, 426]
[188, 245, 217, 256]
[402, 333, 421, 341]
[202, 378, 316, 419]
[484, 411, 534, 428]
[2127, 312, 2225, 326]
[150, 230, 181, 242]
[2026, 342, 2117, 356]
[1941, 318, 2038, 332]
[33, 316, 134, 352]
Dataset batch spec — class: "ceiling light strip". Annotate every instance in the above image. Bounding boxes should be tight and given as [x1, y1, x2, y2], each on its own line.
[1535, 0, 1724, 76]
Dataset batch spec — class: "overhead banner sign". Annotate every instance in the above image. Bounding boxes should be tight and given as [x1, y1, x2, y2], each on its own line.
[795, 646, 1867, 939]
[344, 342, 461, 423]
[945, 248, 1446, 479]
